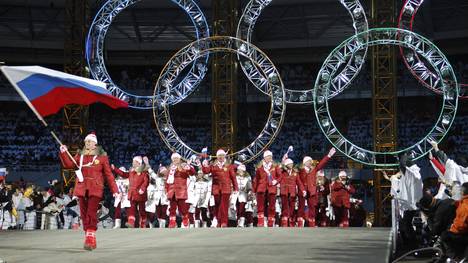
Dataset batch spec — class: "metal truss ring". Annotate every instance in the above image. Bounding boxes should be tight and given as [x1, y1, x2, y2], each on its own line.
[398, 0, 468, 98]
[314, 28, 458, 167]
[153, 36, 286, 163]
[236, 0, 369, 104]
[86, 0, 210, 109]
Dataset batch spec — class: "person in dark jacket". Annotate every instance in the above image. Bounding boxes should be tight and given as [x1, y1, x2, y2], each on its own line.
[417, 193, 456, 236]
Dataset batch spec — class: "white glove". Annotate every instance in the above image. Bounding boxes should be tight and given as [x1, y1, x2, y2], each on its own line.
[303, 191, 307, 197]
[138, 189, 144, 195]
[143, 156, 150, 166]
[60, 145, 68, 153]
[328, 147, 336, 158]
[202, 160, 209, 167]
[272, 180, 277, 185]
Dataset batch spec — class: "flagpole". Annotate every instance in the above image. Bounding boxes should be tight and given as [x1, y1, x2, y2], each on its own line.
[1, 66, 79, 168]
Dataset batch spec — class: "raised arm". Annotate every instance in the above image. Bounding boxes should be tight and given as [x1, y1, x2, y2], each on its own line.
[430, 157, 446, 175]
[59, 148, 79, 170]
[112, 165, 130, 178]
[315, 148, 336, 172]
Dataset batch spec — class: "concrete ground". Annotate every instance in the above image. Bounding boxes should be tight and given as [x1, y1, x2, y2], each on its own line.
[0, 228, 391, 263]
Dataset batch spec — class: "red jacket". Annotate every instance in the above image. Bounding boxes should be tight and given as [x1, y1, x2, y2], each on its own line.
[298, 155, 330, 195]
[164, 165, 196, 200]
[59, 149, 118, 199]
[202, 162, 238, 195]
[253, 163, 282, 194]
[113, 167, 149, 202]
[450, 195, 468, 234]
[280, 169, 304, 197]
[331, 180, 355, 208]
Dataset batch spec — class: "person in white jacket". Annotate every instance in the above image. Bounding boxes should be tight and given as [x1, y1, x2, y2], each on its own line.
[191, 169, 212, 228]
[230, 164, 252, 227]
[113, 167, 131, 229]
[146, 166, 169, 228]
[186, 172, 197, 228]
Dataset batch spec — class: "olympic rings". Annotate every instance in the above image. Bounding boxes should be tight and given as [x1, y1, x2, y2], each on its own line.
[153, 36, 286, 163]
[314, 28, 458, 167]
[86, 0, 210, 109]
[398, 0, 468, 98]
[237, 0, 369, 103]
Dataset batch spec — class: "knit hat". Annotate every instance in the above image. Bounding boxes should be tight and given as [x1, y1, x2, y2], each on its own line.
[133, 156, 143, 165]
[216, 149, 227, 156]
[171, 153, 181, 160]
[84, 132, 98, 144]
[283, 158, 293, 166]
[303, 156, 312, 165]
[237, 164, 246, 171]
[263, 150, 273, 158]
[338, 170, 347, 177]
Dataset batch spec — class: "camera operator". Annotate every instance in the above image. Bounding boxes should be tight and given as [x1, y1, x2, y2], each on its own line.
[331, 170, 355, 227]
[417, 193, 456, 237]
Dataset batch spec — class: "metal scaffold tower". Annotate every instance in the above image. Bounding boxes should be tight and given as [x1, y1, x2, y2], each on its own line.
[211, 0, 240, 153]
[372, 0, 397, 226]
[62, 0, 89, 187]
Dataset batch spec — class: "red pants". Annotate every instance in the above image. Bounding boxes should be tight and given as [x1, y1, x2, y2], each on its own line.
[333, 206, 349, 227]
[256, 192, 276, 217]
[213, 194, 230, 227]
[237, 202, 246, 218]
[114, 204, 127, 219]
[298, 195, 305, 218]
[168, 197, 188, 217]
[280, 195, 296, 218]
[307, 197, 316, 221]
[156, 204, 168, 219]
[129, 200, 147, 228]
[79, 195, 101, 231]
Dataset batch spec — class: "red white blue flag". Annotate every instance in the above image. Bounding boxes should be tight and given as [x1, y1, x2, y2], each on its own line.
[1, 66, 128, 117]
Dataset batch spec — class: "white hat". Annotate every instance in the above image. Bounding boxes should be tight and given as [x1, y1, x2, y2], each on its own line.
[133, 156, 143, 164]
[303, 156, 312, 165]
[84, 132, 97, 144]
[317, 170, 325, 177]
[119, 167, 127, 172]
[171, 153, 181, 160]
[216, 149, 227, 156]
[237, 164, 246, 171]
[283, 158, 293, 166]
[338, 170, 347, 177]
[263, 150, 273, 158]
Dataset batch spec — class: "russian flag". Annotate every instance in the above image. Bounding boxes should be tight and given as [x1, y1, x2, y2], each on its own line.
[0, 66, 128, 117]
[0, 168, 6, 182]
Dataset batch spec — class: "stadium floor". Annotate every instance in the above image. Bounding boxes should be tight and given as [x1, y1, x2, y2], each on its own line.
[0, 227, 391, 263]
